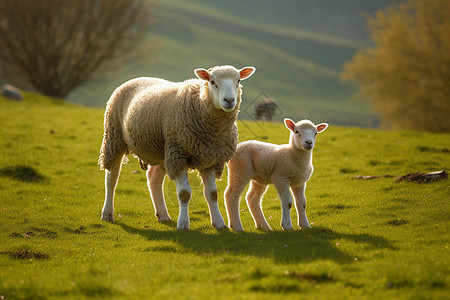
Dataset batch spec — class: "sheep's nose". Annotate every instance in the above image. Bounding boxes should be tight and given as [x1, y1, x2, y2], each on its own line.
[305, 140, 312, 145]
[223, 98, 234, 104]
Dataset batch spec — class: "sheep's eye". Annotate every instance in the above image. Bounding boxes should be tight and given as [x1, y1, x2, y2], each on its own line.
[314, 132, 317, 137]
[295, 130, 300, 135]
[237, 79, 241, 85]
[210, 80, 219, 88]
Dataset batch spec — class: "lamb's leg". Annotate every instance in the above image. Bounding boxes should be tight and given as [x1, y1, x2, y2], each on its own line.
[147, 165, 171, 223]
[273, 181, 294, 230]
[291, 184, 311, 229]
[174, 168, 192, 230]
[246, 180, 271, 231]
[224, 175, 250, 231]
[200, 170, 227, 230]
[101, 156, 123, 223]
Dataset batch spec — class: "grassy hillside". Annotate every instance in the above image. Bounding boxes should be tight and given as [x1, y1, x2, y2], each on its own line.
[69, 0, 400, 128]
[0, 93, 449, 299]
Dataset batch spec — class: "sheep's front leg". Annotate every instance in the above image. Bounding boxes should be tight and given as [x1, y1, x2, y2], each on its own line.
[291, 184, 311, 229]
[175, 168, 192, 230]
[101, 157, 123, 223]
[147, 165, 171, 222]
[200, 170, 227, 230]
[273, 181, 294, 230]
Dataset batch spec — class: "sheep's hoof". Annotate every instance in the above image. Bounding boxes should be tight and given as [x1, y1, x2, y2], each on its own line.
[101, 214, 114, 223]
[212, 217, 227, 230]
[282, 222, 294, 230]
[177, 223, 190, 231]
[213, 222, 228, 231]
[177, 217, 190, 230]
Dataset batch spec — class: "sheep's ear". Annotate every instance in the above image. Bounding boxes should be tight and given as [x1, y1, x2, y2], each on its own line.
[239, 66, 256, 80]
[284, 118, 296, 132]
[194, 68, 210, 81]
[316, 123, 329, 133]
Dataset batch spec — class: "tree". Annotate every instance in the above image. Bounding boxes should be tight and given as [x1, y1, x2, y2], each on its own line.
[0, 0, 154, 98]
[342, 0, 450, 132]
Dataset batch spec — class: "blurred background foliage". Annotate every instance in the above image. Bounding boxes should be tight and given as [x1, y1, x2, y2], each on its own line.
[342, 0, 450, 132]
[0, 0, 448, 132]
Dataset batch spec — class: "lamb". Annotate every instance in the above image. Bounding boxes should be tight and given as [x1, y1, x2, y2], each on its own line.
[224, 118, 328, 231]
[98, 65, 256, 230]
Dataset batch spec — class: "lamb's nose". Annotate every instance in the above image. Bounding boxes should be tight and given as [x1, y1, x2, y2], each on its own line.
[224, 98, 234, 104]
[305, 140, 312, 145]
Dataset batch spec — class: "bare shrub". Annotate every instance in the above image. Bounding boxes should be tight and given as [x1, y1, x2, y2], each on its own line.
[0, 0, 155, 98]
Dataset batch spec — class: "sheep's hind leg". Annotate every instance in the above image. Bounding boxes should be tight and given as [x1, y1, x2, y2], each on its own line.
[147, 165, 171, 223]
[174, 168, 192, 230]
[200, 170, 227, 230]
[246, 180, 271, 231]
[273, 181, 294, 230]
[291, 184, 311, 229]
[101, 156, 123, 223]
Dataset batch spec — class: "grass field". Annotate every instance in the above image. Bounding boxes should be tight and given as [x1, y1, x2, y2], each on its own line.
[0, 93, 449, 299]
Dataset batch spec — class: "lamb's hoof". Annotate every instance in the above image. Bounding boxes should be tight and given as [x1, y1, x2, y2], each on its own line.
[157, 215, 172, 223]
[256, 225, 273, 232]
[230, 224, 244, 232]
[300, 223, 312, 229]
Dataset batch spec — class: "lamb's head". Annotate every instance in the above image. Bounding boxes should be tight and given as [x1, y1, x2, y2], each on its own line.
[195, 65, 255, 112]
[284, 118, 328, 151]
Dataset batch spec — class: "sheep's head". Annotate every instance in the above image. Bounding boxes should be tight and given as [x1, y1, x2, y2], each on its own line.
[195, 65, 255, 112]
[284, 118, 328, 151]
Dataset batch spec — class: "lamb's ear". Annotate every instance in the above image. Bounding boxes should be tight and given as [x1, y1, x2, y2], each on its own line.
[239, 66, 256, 80]
[284, 118, 296, 132]
[194, 68, 210, 81]
[316, 123, 329, 133]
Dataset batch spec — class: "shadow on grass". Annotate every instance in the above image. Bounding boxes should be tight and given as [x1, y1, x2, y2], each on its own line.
[0, 165, 47, 182]
[118, 222, 394, 264]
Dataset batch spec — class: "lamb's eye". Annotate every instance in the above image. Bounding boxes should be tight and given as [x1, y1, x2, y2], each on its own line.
[314, 132, 317, 136]
[210, 80, 215, 86]
[295, 130, 300, 135]
[237, 79, 241, 85]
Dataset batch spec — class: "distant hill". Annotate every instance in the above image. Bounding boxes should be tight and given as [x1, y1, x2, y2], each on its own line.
[69, 0, 400, 128]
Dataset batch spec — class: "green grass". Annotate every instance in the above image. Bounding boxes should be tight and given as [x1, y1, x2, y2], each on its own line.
[0, 93, 449, 299]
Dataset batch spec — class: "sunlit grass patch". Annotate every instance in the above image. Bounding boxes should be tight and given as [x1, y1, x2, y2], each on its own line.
[0, 93, 449, 299]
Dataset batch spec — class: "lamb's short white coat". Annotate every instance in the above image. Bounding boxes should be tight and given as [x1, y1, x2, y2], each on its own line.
[224, 119, 328, 231]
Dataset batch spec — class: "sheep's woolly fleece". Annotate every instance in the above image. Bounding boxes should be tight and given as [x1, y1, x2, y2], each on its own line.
[99, 76, 243, 179]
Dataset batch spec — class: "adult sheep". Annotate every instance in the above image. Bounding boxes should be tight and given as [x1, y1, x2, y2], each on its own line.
[99, 65, 256, 230]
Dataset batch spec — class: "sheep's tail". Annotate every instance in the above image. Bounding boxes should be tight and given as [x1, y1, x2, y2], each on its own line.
[98, 101, 128, 170]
